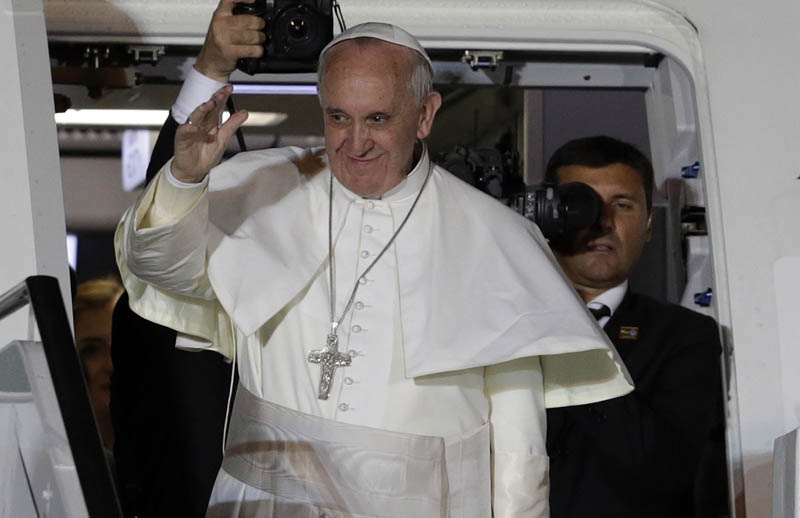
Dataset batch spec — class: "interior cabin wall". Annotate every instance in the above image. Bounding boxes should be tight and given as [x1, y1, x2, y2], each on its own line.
[542, 88, 652, 175]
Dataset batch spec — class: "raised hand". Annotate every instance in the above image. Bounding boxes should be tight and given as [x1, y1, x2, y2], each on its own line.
[171, 85, 249, 183]
[196, 0, 266, 82]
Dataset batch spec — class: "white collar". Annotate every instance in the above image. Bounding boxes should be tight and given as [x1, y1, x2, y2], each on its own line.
[587, 280, 628, 319]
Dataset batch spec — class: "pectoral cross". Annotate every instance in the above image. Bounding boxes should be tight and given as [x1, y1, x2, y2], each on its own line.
[308, 330, 352, 400]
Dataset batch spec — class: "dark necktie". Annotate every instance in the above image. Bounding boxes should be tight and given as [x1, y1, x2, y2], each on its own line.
[589, 304, 611, 321]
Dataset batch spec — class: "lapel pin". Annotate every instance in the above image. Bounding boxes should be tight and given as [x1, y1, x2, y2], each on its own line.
[619, 326, 639, 340]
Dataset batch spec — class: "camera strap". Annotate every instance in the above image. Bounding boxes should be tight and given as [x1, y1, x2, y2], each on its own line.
[332, 0, 346, 31]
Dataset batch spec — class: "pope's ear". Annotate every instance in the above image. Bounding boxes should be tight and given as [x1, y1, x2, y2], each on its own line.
[416, 91, 442, 140]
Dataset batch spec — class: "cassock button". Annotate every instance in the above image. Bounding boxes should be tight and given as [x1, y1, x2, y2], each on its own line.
[348, 349, 359, 357]
[367, 201, 375, 210]
[359, 277, 368, 285]
[352, 324, 362, 333]
[364, 224, 373, 233]
[355, 301, 365, 310]
[360, 250, 370, 258]
[338, 403, 350, 412]
[344, 377, 354, 385]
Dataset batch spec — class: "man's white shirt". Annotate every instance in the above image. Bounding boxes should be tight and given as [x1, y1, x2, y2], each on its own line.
[587, 281, 627, 328]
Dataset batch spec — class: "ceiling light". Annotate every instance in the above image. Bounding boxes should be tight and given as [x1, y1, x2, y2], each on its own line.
[236, 111, 288, 126]
[54, 109, 287, 127]
[55, 109, 170, 127]
[232, 84, 318, 95]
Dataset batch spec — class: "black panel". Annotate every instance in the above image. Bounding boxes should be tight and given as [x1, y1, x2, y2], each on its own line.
[73, 231, 119, 283]
[24, 275, 123, 518]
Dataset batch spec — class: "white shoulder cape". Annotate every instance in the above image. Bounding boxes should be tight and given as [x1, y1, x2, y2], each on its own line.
[117, 146, 633, 408]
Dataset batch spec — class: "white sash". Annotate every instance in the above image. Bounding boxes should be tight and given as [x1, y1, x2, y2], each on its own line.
[207, 383, 490, 517]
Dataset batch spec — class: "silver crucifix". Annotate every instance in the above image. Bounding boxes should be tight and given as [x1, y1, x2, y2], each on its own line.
[308, 332, 352, 400]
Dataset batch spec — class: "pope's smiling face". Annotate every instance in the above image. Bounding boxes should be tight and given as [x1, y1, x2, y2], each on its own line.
[553, 163, 652, 298]
[319, 39, 440, 198]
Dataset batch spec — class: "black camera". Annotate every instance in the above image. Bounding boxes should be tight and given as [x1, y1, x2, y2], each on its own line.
[436, 147, 525, 200]
[232, 0, 334, 74]
[435, 146, 601, 240]
[511, 182, 601, 240]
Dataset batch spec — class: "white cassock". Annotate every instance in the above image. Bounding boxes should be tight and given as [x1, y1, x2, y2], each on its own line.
[116, 143, 633, 517]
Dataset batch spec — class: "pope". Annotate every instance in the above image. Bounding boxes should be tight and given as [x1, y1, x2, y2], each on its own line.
[115, 4, 633, 516]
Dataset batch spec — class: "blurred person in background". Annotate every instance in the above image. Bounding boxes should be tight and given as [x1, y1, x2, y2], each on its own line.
[74, 276, 123, 449]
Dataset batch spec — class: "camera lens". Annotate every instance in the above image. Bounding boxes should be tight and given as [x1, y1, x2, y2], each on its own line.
[288, 18, 309, 41]
[264, 1, 333, 64]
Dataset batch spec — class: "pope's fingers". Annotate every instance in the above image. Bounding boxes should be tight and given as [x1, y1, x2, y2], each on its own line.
[186, 100, 216, 129]
[186, 85, 234, 126]
[212, 83, 235, 99]
[207, 86, 235, 121]
[175, 121, 212, 156]
[177, 119, 199, 133]
[186, 98, 213, 125]
[217, 110, 249, 144]
[174, 122, 197, 145]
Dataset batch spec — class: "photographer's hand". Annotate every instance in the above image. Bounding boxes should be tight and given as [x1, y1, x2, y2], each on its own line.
[171, 85, 249, 183]
[196, 0, 266, 82]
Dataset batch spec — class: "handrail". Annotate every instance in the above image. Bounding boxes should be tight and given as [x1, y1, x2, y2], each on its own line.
[0, 280, 29, 321]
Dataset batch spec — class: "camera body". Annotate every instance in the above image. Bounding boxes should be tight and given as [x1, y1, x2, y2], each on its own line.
[233, 0, 334, 74]
[511, 182, 601, 240]
[436, 147, 524, 200]
[435, 146, 601, 240]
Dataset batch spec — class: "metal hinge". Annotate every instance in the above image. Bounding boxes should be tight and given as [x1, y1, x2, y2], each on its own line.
[127, 45, 166, 64]
[461, 50, 504, 71]
[83, 46, 111, 68]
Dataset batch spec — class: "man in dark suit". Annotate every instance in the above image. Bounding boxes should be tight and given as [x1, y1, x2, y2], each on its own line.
[110, 2, 264, 515]
[544, 136, 728, 517]
[111, 128, 236, 517]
